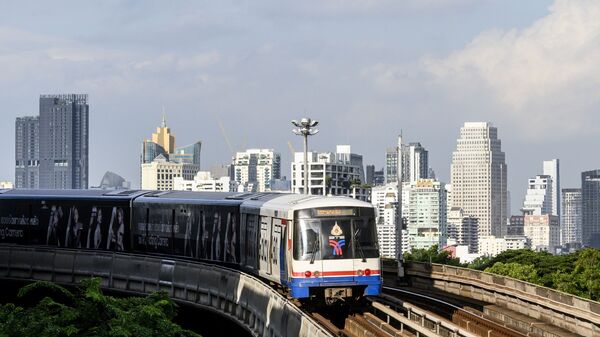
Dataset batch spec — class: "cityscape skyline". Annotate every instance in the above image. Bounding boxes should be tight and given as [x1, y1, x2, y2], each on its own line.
[2, 0, 600, 214]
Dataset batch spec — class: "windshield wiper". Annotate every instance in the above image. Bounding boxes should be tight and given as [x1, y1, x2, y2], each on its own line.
[354, 228, 367, 262]
[309, 237, 320, 264]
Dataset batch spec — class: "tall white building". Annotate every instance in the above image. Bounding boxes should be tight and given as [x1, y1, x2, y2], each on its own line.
[450, 122, 507, 238]
[141, 155, 199, 191]
[291, 145, 367, 200]
[233, 149, 281, 192]
[371, 183, 398, 258]
[543, 159, 560, 218]
[405, 179, 447, 251]
[521, 175, 553, 215]
[562, 188, 582, 245]
[524, 214, 560, 253]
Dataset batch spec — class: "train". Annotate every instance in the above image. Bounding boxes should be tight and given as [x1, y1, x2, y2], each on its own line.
[0, 189, 381, 304]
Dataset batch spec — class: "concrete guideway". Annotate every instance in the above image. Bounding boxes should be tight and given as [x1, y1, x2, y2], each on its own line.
[402, 262, 600, 336]
[0, 245, 333, 337]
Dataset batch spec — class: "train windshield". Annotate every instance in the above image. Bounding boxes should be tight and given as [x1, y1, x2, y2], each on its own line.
[293, 208, 379, 261]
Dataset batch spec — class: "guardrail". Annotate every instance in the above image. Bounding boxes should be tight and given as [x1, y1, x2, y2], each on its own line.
[0, 245, 332, 337]
[403, 261, 600, 336]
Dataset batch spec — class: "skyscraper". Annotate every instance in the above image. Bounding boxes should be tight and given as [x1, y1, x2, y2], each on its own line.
[543, 159, 560, 218]
[385, 136, 429, 184]
[39, 94, 89, 189]
[562, 188, 582, 245]
[581, 170, 600, 248]
[450, 122, 507, 238]
[15, 116, 39, 189]
[405, 179, 447, 250]
[366, 165, 375, 186]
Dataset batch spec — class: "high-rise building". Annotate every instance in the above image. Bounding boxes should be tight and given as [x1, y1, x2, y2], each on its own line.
[524, 214, 560, 253]
[561, 188, 582, 245]
[171, 141, 202, 166]
[234, 149, 281, 192]
[450, 122, 507, 238]
[173, 171, 235, 192]
[373, 169, 385, 186]
[447, 207, 478, 253]
[507, 215, 524, 236]
[291, 147, 368, 200]
[521, 175, 552, 215]
[15, 116, 39, 189]
[140, 116, 200, 190]
[581, 170, 600, 248]
[336, 145, 365, 183]
[385, 136, 429, 184]
[371, 183, 398, 258]
[366, 165, 375, 186]
[39, 94, 89, 189]
[405, 179, 447, 251]
[152, 115, 175, 154]
[543, 159, 560, 218]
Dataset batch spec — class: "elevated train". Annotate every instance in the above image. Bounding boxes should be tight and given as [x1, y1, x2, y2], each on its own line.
[0, 189, 381, 304]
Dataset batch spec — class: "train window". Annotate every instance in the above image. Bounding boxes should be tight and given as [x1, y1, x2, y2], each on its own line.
[293, 220, 321, 261]
[353, 217, 379, 259]
[320, 219, 352, 260]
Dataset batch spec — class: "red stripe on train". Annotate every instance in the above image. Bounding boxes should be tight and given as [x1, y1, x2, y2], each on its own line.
[291, 270, 380, 277]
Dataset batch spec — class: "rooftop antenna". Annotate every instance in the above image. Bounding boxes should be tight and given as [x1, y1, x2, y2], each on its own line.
[161, 106, 167, 128]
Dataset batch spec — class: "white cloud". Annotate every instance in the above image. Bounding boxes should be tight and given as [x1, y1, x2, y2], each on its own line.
[421, 0, 600, 140]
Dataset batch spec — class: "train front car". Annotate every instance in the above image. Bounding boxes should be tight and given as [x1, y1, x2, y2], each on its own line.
[289, 197, 381, 305]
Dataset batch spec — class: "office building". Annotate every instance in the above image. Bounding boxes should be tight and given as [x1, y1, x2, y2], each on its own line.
[373, 169, 385, 186]
[522, 175, 552, 215]
[141, 155, 199, 190]
[507, 215, 524, 236]
[140, 116, 200, 190]
[450, 122, 507, 238]
[15, 116, 39, 189]
[543, 159, 560, 218]
[39, 94, 89, 189]
[366, 165, 375, 186]
[234, 149, 281, 192]
[524, 214, 560, 253]
[171, 142, 202, 166]
[405, 179, 447, 251]
[447, 207, 479, 253]
[561, 188, 582, 245]
[582, 170, 600, 248]
[385, 136, 429, 184]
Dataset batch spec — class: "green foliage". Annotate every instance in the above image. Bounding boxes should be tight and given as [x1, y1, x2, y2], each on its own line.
[0, 278, 201, 337]
[404, 245, 462, 266]
[470, 248, 600, 301]
[484, 262, 539, 284]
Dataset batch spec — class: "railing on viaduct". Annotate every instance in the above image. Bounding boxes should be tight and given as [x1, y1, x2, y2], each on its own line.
[0, 245, 332, 337]
[399, 261, 600, 337]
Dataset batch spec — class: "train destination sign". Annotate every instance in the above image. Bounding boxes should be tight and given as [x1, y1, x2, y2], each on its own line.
[314, 208, 355, 217]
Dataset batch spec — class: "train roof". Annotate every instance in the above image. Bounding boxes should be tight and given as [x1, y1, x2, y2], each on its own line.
[0, 189, 148, 200]
[241, 193, 374, 213]
[133, 190, 287, 205]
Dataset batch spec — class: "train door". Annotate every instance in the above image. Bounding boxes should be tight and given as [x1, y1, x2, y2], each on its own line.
[259, 216, 272, 276]
[270, 218, 283, 283]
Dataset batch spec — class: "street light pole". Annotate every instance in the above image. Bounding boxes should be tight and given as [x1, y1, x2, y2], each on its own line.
[292, 118, 319, 195]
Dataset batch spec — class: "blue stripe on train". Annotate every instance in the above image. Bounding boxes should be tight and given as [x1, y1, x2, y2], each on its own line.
[288, 275, 381, 298]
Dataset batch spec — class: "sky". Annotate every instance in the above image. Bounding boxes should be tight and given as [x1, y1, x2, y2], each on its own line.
[1, 0, 600, 213]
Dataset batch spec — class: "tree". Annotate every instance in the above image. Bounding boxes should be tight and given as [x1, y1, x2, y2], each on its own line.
[0, 278, 200, 337]
[484, 262, 539, 284]
[404, 245, 462, 266]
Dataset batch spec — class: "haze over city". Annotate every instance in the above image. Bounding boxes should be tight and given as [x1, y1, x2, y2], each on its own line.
[2, 0, 600, 212]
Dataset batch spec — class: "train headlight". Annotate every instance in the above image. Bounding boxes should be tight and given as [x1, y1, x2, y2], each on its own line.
[364, 268, 372, 276]
[313, 271, 320, 277]
[356, 269, 364, 276]
[304, 271, 312, 278]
